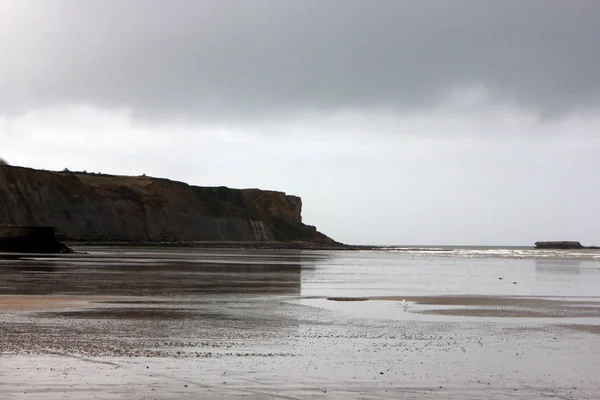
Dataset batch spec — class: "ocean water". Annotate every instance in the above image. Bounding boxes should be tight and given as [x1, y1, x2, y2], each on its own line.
[1, 246, 599, 299]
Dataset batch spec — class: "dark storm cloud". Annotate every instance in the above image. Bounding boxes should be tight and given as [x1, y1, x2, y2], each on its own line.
[1, 0, 599, 119]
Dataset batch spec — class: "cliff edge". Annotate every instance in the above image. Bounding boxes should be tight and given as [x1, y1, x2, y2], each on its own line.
[0, 166, 335, 243]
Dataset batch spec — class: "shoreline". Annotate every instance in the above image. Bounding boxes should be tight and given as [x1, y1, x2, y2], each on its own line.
[63, 241, 600, 252]
[64, 240, 381, 251]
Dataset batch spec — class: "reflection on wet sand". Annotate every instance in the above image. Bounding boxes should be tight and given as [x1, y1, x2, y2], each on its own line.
[535, 259, 581, 274]
[37, 308, 231, 321]
[0, 248, 323, 296]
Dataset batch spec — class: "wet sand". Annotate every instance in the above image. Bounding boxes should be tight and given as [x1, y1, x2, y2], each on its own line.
[1, 248, 600, 399]
[0, 295, 121, 311]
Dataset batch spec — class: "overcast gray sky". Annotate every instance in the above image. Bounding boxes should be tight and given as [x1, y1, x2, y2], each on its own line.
[1, 0, 599, 245]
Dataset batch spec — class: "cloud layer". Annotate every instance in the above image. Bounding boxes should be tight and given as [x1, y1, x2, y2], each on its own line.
[1, 1, 599, 120]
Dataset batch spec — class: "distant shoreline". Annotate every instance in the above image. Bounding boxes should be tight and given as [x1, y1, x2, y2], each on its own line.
[64, 241, 600, 251]
[65, 240, 379, 251]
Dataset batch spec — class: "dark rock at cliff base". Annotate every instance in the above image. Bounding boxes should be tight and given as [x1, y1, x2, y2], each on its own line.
[534, 241, 584, 249]
[0, 225, 73, 253]
[0, 165, 336, 244]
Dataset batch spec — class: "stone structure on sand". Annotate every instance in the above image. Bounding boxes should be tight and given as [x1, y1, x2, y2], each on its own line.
[534, 241, 598, 249]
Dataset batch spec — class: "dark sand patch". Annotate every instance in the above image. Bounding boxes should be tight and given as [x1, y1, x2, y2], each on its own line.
[327, 297, 370, 302]
[420, 307, 600, 318]
[35, 307, 233, 321]
[329, 295, 600, 307]
[374, 295, 600, 307]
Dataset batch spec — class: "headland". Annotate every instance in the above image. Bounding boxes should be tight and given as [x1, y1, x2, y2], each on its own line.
[0, 165, 341, 250]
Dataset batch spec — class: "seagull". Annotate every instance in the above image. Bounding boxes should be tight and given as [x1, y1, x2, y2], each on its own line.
[402, 299, 408, 312]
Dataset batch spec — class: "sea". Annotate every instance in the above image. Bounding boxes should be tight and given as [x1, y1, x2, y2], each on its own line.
[1, 245, 599, 399]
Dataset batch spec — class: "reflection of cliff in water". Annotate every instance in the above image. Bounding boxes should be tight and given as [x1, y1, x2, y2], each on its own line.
[0, 248, 329, 296]
[535, 259, 581, 274]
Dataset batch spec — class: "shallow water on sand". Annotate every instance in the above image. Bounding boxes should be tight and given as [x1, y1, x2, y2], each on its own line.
[3, 246, 599, 298]
[301, 249, 600, 298]
[1, 247, 599, 399]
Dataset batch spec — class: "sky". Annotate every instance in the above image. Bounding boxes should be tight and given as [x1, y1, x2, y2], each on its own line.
[1, 0, 599, 245]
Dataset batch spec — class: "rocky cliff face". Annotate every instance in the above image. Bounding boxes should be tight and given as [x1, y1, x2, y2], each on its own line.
[0, 166, 334, 243]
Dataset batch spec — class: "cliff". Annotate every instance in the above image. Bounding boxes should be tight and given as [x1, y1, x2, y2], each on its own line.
[0, 166, 335, 243]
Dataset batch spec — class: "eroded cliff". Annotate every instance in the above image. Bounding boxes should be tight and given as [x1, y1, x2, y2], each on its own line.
[0, 166, 334, 243]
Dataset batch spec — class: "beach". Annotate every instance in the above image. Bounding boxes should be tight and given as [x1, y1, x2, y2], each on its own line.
[1, 247, 599, 399]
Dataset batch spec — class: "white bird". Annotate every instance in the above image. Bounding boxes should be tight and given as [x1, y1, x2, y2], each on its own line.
[402, 299, 408, 312]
